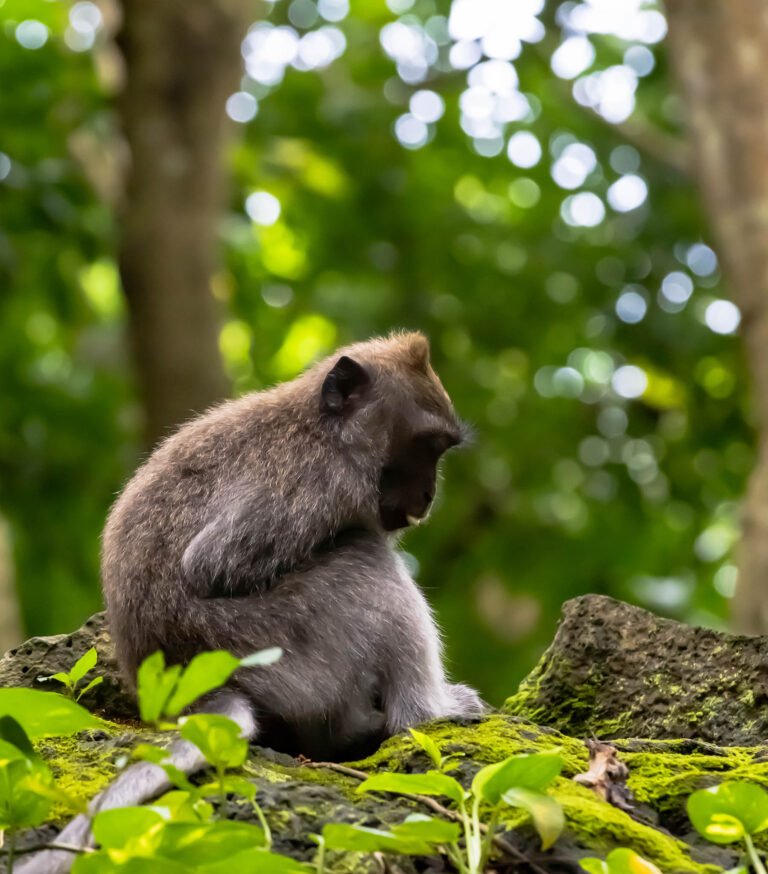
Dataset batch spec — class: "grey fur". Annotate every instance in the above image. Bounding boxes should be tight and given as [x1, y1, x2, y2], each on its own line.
[18, 333, 484, 873]
[102, 331, 483, 754]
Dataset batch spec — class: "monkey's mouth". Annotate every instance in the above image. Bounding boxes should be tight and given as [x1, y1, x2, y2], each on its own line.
[379, 506, 429, 531]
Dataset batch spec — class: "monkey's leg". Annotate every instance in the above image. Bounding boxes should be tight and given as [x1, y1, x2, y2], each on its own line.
[380, 567, 487, 733]
[16, 691, 257, 874]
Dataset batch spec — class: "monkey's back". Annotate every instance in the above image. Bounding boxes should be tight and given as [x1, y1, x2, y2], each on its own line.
[101, 379, 376, 686]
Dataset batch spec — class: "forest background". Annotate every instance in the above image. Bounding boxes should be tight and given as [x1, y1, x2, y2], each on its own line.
[1, 0, 763, 706]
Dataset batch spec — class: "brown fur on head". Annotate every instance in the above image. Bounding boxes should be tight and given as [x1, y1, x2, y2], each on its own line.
[314, 331, 466, 531]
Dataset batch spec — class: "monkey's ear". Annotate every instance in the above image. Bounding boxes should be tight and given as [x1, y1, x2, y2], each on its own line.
[320, 356, 370, 414]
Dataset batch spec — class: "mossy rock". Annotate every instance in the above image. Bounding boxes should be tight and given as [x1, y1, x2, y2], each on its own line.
[5, 597, 768, 873]
[506, 594, 768, 746]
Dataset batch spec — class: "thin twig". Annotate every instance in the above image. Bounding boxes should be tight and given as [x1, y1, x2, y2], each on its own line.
[305, 761, 549, 874]
[306, 761, 368, 780]
[0, 842, 92, 858]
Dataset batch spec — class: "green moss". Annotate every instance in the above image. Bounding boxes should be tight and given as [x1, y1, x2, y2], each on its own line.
[351, 717, 725, 872]
[553, 781, 717, 873]
[25, 712, 766, 871]
[353, 714, 588, 774]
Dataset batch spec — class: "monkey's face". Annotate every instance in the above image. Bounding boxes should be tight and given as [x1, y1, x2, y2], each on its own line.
[317, 337, 467, 532]
[377, 427, 461, 531]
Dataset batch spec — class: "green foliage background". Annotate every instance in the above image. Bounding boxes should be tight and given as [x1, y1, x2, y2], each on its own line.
[0, 0, 750, 704]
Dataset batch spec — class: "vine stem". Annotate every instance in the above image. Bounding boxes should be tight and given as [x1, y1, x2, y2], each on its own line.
[251, 798, 272, 849]
[216, 766, 227, 814]
[0, 842, 92, 859]
[745, 834, 768, 874]
[315, 834, 326, 874]
[479, 806, 501, 871]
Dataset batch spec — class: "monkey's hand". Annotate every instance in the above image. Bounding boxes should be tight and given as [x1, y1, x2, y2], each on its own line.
[447, 682, 488, 719]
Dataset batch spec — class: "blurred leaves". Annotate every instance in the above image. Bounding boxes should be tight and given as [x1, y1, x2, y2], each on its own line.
[0, 0, 750, 703]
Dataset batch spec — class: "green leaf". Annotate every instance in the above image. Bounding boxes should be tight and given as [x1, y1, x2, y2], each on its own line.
[76, 676, 104, 701]
[153, 790, 214, 823]
[0, 759, 54, 829]
[137, 652, 182, 724]
[92, 806, 167, 849]
[179, 713, 248, 770]
[198, 849, 311, 873]
[165, 651, 241, 717]
[688, 782, 768, 844]
[321, 823, 434, 855]
[70, 647, 99, 684]
[0, 688, 102, 737]
[394, 813, 460, 843]
[357, 771, 465, 805]
[581, 849, 663, 874]
[74, 856, 188, 874]
[580, 860, 609, 874]
[38, 672, 73, 688]
[133, 744, 170, 764]
[502, 787, 564, 850]
[23, 774, 85, 814]
[409, 728, 442, 769]
[208, 774, 256, 801]
[472, 751, 563, 804]
[240, 647, 283, 667]
[157, 820, 266, 864]
[0, 715, 38, 760]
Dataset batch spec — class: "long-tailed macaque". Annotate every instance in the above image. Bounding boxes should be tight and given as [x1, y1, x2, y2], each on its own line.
[19, 332, 484, 874]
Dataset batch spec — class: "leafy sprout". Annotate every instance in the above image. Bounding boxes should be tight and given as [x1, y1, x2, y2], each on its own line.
[0, 716, 83, 873]
[354, 734, 565, 874]
[136, 647, 282, 727]
[688, 781, 768, 874]
[580, 847, 663, 874]
[38, 647, 103, 702]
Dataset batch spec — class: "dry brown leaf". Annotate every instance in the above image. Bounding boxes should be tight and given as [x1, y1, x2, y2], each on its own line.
[573, 739, 634, 811]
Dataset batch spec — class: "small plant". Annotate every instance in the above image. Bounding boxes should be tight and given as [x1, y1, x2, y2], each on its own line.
[688, 781, 768, 874]
[0, 646, 289, 872]
[136, 646, 282, 727]
[580, 847, 662, 874]
[0, 716, 84, 872]
[0, 690, 103, 872]
[319, 731, 564, 874]
[38, 647, 103, 701]
[71, 802, 309, 873]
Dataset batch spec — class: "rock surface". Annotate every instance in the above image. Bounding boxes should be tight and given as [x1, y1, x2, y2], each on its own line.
[506, 594, 768, 746]
[4, 596, 768, 873]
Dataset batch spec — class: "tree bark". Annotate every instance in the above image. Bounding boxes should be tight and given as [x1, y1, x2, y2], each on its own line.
[664, 0, 768, 633]
[117, 0, 252, 447]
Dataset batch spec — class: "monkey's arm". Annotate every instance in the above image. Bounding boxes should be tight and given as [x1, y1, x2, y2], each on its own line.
[380, 571, 487, 733]
[180, 500, 289, 595]
[16, 692, 257, 874]
[180, 485, 349, 597]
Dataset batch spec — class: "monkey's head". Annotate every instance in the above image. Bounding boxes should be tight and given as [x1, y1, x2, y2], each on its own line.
[317, 332, 467, 532]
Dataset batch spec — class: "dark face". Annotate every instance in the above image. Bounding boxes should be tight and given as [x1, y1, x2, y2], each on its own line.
[378, 424, 462, 532]
[317, 348, 465, 532]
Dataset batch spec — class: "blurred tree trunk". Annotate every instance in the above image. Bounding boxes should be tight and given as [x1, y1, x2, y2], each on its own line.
[0, 520, 21, 651]
[117, 0, 252, 447]
[665, 1, 768, 633]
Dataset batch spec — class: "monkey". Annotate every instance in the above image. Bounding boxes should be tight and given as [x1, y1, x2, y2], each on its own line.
[18, 332, 484, 874]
